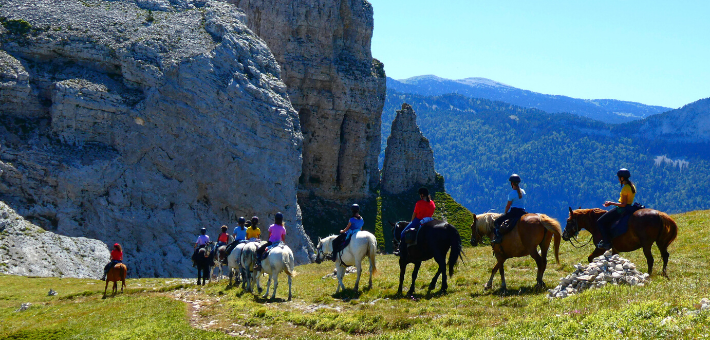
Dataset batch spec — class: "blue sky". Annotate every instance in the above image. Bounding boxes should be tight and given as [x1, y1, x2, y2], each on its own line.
[368, 0, 710, 108]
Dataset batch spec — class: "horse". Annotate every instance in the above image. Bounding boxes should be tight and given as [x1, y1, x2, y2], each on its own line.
[468, 212, 500, 246]
[315, 231, 378, 294]
[470, 213, 561, 291]
[211, 244, 229, 281]
[227, 242, 248, 287]
[562, 207, 678, 277]
[194, 243, 215, 286]
[254, 243, 295, 301]
[239, 241, 265, 293]
[390, 220, 463, 297]
[103, 263, 127, 297]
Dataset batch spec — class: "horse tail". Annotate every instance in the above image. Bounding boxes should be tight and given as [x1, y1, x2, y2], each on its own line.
[368, 234, 378, 276]
[447, 224, 463, 277]
[539, 214, 562, 264]
[283, 249, 296, 277]
[657, 212, 678, 247]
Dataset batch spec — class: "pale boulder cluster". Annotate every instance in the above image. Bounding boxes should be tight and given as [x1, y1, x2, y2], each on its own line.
[548, 251, 650, 299]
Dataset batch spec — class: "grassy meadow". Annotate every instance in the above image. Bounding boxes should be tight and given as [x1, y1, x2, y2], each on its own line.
[2, 210, 710, 339]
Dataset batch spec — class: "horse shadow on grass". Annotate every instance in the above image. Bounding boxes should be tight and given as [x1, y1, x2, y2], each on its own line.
[252, 295, 289, 304]
[469, 285, 548, 298]
[332, 288, 363, 300]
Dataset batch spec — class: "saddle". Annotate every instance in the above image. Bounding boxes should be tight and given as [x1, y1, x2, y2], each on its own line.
[264, 242, 283, 257]
[331, 231, 358, 262]
[404, 219, 440, 247]
[610, 203, 645, 239]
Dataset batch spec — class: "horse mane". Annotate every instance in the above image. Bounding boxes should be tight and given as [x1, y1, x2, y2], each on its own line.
[572, 208, 607, 219]
[475, 213, 501, 235]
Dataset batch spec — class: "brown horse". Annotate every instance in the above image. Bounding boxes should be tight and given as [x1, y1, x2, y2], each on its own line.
[104, 263, 127, 296]
[470, 213, 561, 291]
[562, 208, 678, 276]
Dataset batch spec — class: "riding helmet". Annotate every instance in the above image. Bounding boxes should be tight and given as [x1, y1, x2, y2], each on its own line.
[351, 204, 360, 214]
[418, 187, 429, 196]
[251, 216, 259, 224]
[275, 212, 283, 223]
[617, 168, 631, 179]
[200, 227, 207, 234]
[221, 225, 228, 231]
[238, 216, 246, 224]
[114, 243, 120, 248]
[509, 174, 522, 183]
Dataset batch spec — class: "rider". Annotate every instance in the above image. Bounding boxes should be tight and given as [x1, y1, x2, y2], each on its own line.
[492, 174, 527, 244]
[215, 225, 229, 249]
[247, 216, 261, 241]
[332, 204, 364, 259]
[254, 213, 286, 271]
[226, 217, 248, 255]
[100, 243, 123, 281]
[397, 187, 435, 255]
[596, 168, 636, 250]
[192, 228, 210, 267]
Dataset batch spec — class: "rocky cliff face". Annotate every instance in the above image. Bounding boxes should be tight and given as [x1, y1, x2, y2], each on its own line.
[381, 103, 438, 195]
[0, 0, 314, 277]
[616, 97, 710, 142]
[0, 201, 109, 278]
[229, 0, 387, 201]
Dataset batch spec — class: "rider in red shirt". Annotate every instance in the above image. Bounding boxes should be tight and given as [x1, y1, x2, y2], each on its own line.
[397, 188, 435, 255]
[101, 243, 123, 281]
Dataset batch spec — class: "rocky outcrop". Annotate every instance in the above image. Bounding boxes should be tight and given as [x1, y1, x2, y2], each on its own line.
[381, 103, 437, 195]
[0, 0, 314, 277]
[229, 0, 387, 201]
[0, 201, 109, 278]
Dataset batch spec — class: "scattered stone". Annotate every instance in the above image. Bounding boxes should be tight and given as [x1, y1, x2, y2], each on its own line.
[48, 289, 57, 296]
[548, 251, 649, 299]
[321, 266, 357, 279]
[15, 303, 31, 312]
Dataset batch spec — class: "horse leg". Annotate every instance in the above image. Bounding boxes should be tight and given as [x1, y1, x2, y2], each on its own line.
[643, 245, 655, 276]
[354, 259, 363, 292]
[104, 279, 109, 296]
[407, 262, 421, 297]
[428, 253, 446, 292]
[499, 259, 507, 291]
[336, 264, 345, 294]
[287, 273, 292, 301]
[657, 242, 670, 278]
[484, 260, 502, 290]
[262, 273, 272, 299]
[271, 272, 279, 300]
[121, 279, 125, 293]
[530, 249, 547, 288]
[588, 248, 605, 263]
[397, 260, 407, 295]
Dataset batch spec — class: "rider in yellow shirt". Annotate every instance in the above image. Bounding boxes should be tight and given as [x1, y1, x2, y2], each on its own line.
[246, 216, 261, 240]
[597, 168, 636, 250]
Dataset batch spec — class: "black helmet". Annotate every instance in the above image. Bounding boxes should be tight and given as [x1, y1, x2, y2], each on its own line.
[351, 204, 360, 213]
[418, 187, 429, 196]
[245, 220, 252, 227]
[251, 216, 259, 224]
[275, 212, 283, 223]
[200, 227, 206, 235]
[509, 174, 521, 183]
[238, 216, 246, 224]
[221, 225, 228, 231]
[617, 168, 631, 179]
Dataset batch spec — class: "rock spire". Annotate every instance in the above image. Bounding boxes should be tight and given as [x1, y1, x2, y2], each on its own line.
[381, 103, 438, 195]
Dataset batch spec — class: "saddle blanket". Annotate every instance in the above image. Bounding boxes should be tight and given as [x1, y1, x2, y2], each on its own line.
[610, 203, 645, 239]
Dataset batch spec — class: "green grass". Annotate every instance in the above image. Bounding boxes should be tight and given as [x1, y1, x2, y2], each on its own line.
[2, 211, 710, 339]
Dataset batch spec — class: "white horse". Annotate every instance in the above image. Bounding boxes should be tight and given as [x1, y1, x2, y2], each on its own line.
[227, 242, 248, 287]
[239, 241, 264, 293]
[211, 237, 232, 281]
[315, 231, 378, 294]
[469, 212, 501, 246]
[254, 243, 295, 301]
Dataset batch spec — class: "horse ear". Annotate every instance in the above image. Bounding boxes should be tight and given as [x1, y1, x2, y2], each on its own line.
[388, 221, 396, 227]
[569, 207, 574, 215]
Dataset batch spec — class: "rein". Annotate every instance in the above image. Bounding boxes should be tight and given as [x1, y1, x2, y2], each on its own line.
[567, 217, 593, 249]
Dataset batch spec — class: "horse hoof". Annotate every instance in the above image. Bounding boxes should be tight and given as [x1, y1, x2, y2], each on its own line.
[483, 284, 492, 290]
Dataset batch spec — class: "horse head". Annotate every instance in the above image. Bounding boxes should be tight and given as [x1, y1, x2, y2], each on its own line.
[390, 221, 408, 250]
[314, 237, 325, 264]
[562, 207, 580, 241]
[469, 214, 480, 246]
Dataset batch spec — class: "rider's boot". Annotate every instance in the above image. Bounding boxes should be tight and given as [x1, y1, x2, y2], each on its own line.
[100, 274, 106, 281]
[253, 259, 262, 271]
[491, 228, 503, 244]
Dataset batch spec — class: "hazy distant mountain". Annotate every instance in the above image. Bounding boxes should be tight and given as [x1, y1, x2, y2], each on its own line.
[387, 75, 671, 124]
[614, 97, 710, 143]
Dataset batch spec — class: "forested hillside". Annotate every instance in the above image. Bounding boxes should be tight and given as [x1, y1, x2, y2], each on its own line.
[381, 91, 710, 221]
[388, 76, 671, 123]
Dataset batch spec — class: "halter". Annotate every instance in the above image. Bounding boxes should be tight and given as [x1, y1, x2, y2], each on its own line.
[566, 216, 593, 249]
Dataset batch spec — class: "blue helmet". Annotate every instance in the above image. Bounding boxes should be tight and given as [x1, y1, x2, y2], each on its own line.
[617, 168, 631, 179]
[238, 216, 246, 224]
[200, 227, 206, 235]
[351, 204, 360, 213]
[509, 174, 521, 183]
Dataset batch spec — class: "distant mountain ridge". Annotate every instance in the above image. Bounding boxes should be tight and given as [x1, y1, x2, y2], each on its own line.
[387, 75, 671, 124]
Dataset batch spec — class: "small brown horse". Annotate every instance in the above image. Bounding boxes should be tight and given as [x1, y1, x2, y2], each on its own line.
[470, 213, 561, 291]
[104, 263, 127, 296]
[562, 208, 678, 276]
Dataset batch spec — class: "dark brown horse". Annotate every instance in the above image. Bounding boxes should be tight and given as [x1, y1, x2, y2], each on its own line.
[470, 213, 561, 291]
[104, 263, 127, 297]
[562, 208, 678, 276]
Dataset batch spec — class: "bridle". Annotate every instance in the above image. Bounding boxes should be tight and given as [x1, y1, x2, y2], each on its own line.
[565, 217, 593, 249]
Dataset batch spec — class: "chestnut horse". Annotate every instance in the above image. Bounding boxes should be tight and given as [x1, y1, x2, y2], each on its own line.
[470, 213, 561, 291]
[562, 208, 678, 276]
[104, 263, 127, 296]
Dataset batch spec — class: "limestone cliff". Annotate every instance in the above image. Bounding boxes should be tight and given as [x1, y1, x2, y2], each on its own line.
[229, 0, 387, 201]
[381, 103, 438, 195]
[0, 201, 109, 278]
[0, 0, 314, 277]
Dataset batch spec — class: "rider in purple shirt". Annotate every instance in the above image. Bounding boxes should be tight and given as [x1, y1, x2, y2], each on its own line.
[254, 212, 286, 271]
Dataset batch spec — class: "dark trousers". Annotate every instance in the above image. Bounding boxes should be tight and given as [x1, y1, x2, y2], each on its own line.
[597, 207, 623, 241]
[256, 241, 272, 260]
[494, 208, 527, 233]
[104, 260, 122, 275]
